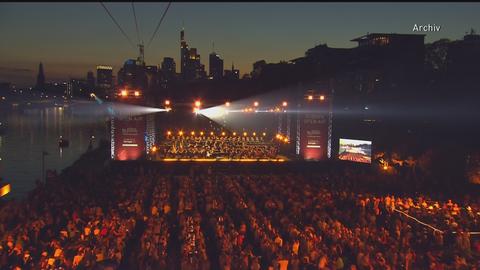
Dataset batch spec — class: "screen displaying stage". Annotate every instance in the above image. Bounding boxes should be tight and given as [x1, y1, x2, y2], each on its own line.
[338, 138, 372, 163]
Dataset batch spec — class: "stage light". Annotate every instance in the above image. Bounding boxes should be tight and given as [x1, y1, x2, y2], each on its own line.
[167, 131, 172, 136]
[151, 146, 157, 153]
[225, 101, 230, 107]
[120, 90, 127, 97]
[284, 138, 289, 143]
[199, 106, 228, 118]
[262, 132, 266, 136]
[282, 101, 288, 107]
[165, 100, 171, 106]
[253, 132, 256, 136]
[253, 101, 259, 107]
[276, 134, 281, 139]
[243, 132, 247, 137]
[320, 95, 325, 101]
[191, 131, 195, 136]
[195, 100, 201, 107]
[210, 131, 214, 136]
[383, 165, 388, 170]
[0, 184, 11, 197]
[134, 91, 140, 97]
[233, 132, 237, 136]
[179, 131, 184, 136]
[221, 131, 226, 136]
[308, 95, 313, 101]
[200, 131, 204, 136]
[90, 93, 95, 98]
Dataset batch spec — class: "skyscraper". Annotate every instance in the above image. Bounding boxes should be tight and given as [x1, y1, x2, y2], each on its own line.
[96, 65, 113, 90]
[224, 63, 240, 80]
[36, 62, 45, 91]
[161, 57, 176, 82]
[179, 27, 206, 81]
[185, 48, 203, 81]
[180, 27, 189, 80]
[209, 51, 224, 80]
[117, 59, 147, 90]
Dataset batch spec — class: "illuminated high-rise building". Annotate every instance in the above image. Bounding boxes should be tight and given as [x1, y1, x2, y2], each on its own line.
[117, 59, 147, 90]
[96, 65, 113, 90]
[180, 26, 189, 80]
[184, 48, 204, 81]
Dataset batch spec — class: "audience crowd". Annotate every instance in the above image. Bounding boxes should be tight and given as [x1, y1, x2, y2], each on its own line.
[2, 159, 480, 269]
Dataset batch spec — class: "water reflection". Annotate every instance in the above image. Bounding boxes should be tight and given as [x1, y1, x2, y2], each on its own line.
[0, 107, 109, 198]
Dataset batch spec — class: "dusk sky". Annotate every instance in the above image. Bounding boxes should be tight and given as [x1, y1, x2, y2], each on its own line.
[1, 2, 479, 87]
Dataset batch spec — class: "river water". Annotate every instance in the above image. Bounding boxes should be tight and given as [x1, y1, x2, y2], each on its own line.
[0, 105, 110, 198]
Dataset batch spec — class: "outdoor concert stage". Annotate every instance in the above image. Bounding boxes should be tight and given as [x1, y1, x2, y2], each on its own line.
[154, 157, 289, 162]
[110, 85, 333, 162]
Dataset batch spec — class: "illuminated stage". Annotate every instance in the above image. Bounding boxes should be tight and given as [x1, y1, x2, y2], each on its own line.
[157, 157, 288, 162]
[110, 82, 334, 162]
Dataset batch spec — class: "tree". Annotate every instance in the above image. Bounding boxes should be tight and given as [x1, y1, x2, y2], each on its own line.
[425, 39, 451, 73]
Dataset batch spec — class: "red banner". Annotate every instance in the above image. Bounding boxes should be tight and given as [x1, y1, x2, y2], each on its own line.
[297, 95, 330, 161]
[111, 115, 146, 160]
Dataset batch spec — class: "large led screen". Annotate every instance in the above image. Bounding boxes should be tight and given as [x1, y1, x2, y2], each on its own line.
[338, 138, 372, 163]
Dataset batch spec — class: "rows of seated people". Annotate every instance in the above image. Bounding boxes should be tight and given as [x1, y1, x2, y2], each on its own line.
[161, 135, 279, 159]
[137, 176, 171, 270]
[177, 176, 210, 270]
[0, 160, 151, 269]
[2, 164, 480, 269]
